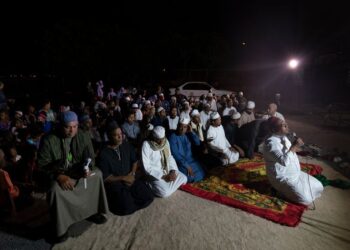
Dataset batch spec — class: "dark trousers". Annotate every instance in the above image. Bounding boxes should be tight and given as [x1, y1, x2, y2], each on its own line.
[106, 179, 154, 216]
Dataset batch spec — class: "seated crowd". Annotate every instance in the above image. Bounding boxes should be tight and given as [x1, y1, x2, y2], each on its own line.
[0, 82, 323, 242]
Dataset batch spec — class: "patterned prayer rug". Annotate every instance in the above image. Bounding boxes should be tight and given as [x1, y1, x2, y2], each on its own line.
[180, 155, 323, 226]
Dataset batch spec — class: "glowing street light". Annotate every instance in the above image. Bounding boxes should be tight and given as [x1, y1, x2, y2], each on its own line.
[288, 59, 299, 69]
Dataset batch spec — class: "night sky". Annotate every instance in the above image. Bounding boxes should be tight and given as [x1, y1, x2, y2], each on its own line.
[1, 1, 350, 102]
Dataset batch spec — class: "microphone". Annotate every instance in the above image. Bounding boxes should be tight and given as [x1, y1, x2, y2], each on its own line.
[292, 132, 298, 140]
[292, 132, 305, 149]
[83, 158, 92, 189]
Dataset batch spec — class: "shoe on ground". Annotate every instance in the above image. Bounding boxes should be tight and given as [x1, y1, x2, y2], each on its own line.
[87, 213, 107, 224]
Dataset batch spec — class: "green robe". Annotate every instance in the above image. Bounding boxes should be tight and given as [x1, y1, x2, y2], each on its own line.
[38, 130, 109, 237]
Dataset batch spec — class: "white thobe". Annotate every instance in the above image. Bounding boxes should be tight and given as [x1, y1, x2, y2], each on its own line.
[208, 99, 217, 111]
[222, 107, 237, 117]
[263, 135, 323, 205]
[142, 140, 187, 197]
[135, 109, 143, 121]
[200, 111, 211, 131]
[180, 110, 191, 120]
[167, 116, 179, 130]
[238, 111, 255, 128]
[206, 125, 239, 165]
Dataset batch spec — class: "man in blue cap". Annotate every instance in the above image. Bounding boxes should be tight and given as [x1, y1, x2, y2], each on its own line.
[38, 111, 109, 242]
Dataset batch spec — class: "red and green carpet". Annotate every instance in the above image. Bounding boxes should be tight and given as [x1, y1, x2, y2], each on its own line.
[180, 155, 323, 226]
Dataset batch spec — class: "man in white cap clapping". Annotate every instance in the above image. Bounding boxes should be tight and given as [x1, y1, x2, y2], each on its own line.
[206, 112, 239, 166]
[141, 126, 187, 197]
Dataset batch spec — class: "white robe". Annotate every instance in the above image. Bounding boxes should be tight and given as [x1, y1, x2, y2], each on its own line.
[208, 99, 217, 111]
[222, 107, 237, 117]
[142, 140, 187, 197]
[180, 110, 191, 120]
[263, 135, 323, 205]
[135, 109, 143, 121]
[167, 116, 179, 130]
[200, 111, 211, 131]
[237, 111, 255, 128]
[206, 125, 239, 165]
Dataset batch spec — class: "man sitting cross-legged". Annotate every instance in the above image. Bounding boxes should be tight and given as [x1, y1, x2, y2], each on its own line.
[168, 118, 205, 183]
[98, 123, 154, 215]
[206, 112, 239, 166]
[141, 126, 187, 197]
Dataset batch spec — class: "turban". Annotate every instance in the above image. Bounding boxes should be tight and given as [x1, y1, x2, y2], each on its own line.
[61, 111, 78, 124]
[79, 114, 90, 123]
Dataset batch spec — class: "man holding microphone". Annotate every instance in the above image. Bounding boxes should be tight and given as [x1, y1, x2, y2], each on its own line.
[38, 111, 109, 242]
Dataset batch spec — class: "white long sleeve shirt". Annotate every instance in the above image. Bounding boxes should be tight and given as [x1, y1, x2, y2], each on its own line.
[200, 110, 211, 130]
[142, 140, 178, 180]
[262, 134, 323, 205]
[263, 135, 300, 183]
[222, 107, 237, 117]
[167, 116, 179, 130]
[206, 125, 231, 153]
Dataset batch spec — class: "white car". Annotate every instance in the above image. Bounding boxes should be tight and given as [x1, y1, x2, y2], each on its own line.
[169, 82, 233, 98]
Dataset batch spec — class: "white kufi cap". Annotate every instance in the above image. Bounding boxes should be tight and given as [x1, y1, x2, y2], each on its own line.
[153, 126, 166, 139]
[191, 109, 200, 117]
[180, 117, 190, 125]
[247, 101, 255, 109]
[210, 111, 220, 120]
[231, 112, 241, 120]
[157, 107, 165, 113]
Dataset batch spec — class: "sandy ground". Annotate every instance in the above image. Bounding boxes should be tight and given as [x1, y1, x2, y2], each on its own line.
[1, 114, 349, 250]
[287, 114, 350, 156]
[51, 157, 350, 250]
[51, 115, 350, 250]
